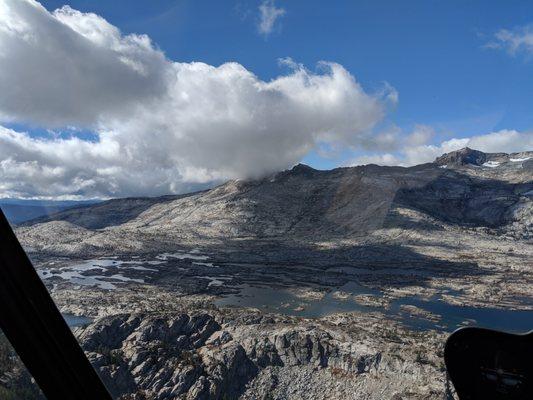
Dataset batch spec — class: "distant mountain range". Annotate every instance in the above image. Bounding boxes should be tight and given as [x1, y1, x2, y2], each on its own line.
[0, 199, 99, 225]
[14, 148, 532, 255]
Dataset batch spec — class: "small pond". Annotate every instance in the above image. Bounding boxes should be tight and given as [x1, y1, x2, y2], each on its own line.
[62, 313, 93, 328]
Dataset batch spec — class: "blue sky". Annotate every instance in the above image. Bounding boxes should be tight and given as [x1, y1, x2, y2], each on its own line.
[0, 0, 532, 198]
[39, 0, 532, 131]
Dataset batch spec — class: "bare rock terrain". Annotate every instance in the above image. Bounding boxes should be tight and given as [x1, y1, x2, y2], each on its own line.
[77, 310, 447, 400]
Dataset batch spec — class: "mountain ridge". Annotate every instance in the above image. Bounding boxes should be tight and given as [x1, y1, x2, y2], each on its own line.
[14, 148, 532, 256]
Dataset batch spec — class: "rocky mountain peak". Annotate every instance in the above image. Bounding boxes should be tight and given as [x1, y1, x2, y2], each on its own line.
[290, 163, 317, 175]
[434, 147, 488, 166]
[268, 163, 319, 182]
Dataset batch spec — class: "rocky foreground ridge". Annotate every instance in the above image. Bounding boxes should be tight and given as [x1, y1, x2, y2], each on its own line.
[1, 308, 449, 400]
[78, 310, 447, 400]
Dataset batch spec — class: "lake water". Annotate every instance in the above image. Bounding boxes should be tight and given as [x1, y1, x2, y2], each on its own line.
[215, 282, 533, 333]
[38, 259, 145, 289]
[62, 313, 92, 328]
[37, 250, 212, 290]
[388, 296, 533, 332]
[45, 254, 532, 333]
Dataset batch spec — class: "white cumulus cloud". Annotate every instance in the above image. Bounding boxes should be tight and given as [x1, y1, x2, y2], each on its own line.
[0, 0, 395, 199]
[0, 1, 171, 127]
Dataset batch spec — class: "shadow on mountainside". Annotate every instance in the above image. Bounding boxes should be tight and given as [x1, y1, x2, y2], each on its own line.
[386, 170, 532, 229]
[161, 240, 490, 295]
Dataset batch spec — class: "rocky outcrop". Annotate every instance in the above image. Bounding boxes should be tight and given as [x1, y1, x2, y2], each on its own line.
[76, 313, 440, 400]
[434, 147, 491, 166]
